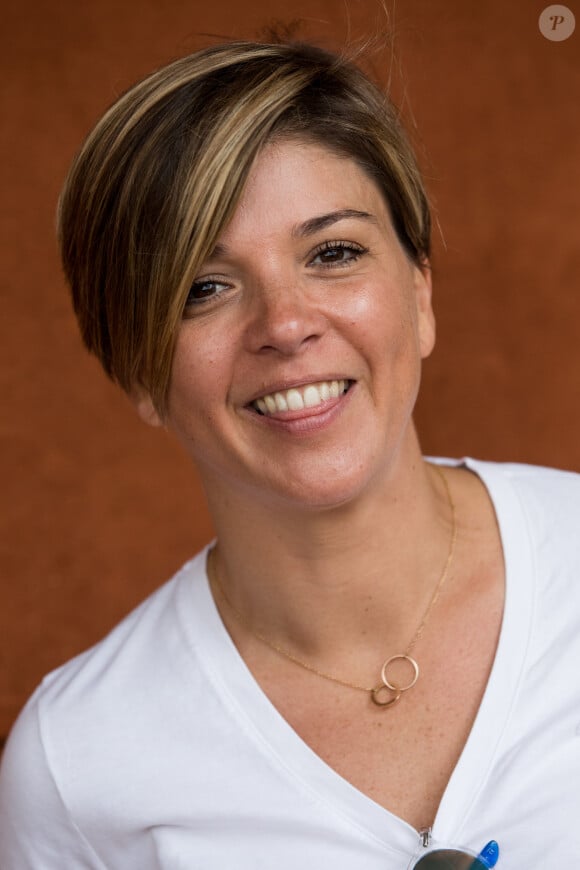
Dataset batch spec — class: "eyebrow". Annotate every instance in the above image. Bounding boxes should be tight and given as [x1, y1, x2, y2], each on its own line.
[207, 209, 377, 261]
[292, 209, 378, 238]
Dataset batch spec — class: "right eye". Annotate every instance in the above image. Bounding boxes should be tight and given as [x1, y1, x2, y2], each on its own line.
[185, 278, 230, 307]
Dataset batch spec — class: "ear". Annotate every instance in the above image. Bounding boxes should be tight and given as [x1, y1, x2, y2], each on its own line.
[413, 258, 436, 360]
[128, 387, 164, 428]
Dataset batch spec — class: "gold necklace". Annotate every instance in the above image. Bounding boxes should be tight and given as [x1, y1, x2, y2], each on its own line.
[208, 465, 456, 709]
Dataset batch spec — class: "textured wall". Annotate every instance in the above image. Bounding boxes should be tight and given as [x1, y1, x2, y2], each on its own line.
[1, 0, 579, 740]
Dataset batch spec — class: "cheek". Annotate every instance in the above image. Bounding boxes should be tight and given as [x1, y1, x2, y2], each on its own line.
[166, 329, 229, 425]
[337, 279, 414, 354]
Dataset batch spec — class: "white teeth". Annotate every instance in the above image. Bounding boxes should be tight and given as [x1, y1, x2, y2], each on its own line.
[252, 379, 350, 416]
[286, 389, 305, 411]
[303, 385, 320, 408]
[274, 392, 288, 411]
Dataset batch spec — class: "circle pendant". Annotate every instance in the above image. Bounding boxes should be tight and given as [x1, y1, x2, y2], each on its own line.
[371, 684, 402, 707]
[380, 654, 419, 693]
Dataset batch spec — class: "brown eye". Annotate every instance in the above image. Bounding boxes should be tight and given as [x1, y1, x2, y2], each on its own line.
[185, 279, 229, 306]
[309, 241, 366, 267]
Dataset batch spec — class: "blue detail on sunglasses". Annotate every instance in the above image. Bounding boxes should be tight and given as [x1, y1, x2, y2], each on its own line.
[475, 840, 499, 868]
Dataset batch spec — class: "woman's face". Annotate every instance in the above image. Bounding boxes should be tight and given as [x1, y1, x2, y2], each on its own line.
[137, 139, 435, 511]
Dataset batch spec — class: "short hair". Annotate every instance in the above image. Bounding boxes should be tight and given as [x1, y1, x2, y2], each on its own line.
[58, 40, 431, 414]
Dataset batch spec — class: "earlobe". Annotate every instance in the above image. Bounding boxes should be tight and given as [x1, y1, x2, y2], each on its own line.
[129, 388, 164, 428]
[414, 259, 436, 359]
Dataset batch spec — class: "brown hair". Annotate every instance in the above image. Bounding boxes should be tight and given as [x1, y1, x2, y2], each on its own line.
[58, 40, 431, 414]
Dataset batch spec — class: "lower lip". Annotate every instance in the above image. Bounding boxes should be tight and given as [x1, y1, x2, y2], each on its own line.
[245, 384, 355, 435]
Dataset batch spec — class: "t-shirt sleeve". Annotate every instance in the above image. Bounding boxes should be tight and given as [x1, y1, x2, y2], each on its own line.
[0, 692, 107, 869]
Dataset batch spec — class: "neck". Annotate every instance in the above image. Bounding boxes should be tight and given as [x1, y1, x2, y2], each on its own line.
[202, 448, 455, 668]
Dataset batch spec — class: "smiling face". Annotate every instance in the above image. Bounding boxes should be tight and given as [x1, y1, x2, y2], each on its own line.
[135, 139, 435, 512]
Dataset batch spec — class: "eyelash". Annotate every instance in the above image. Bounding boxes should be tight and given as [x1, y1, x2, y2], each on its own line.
[184, 240, 368, 311]
[308, 240, 367, 267]
[185, 277, 231, 308]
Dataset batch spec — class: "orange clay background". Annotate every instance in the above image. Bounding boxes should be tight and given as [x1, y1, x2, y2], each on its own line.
[1, 0, 579, 743]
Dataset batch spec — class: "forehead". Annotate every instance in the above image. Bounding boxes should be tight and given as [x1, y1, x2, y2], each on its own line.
[219, 138, 391, 246]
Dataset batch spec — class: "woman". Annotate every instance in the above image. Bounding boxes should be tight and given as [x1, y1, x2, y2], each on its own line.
[1, 39, 578, 869]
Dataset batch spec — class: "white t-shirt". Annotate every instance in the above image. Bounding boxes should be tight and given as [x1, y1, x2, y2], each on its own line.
[1, 458, 580, 869]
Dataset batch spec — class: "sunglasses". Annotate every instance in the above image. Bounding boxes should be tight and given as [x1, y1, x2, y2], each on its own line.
[411, 839, 499, 869]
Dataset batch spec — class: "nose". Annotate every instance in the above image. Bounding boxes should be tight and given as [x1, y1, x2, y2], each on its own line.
[243, 280, 327, 356]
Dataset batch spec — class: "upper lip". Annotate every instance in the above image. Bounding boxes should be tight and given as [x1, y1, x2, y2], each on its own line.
[243, 375, 354, 406]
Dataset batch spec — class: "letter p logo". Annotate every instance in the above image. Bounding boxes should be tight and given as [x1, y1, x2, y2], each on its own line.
[539, 5, 576, 40]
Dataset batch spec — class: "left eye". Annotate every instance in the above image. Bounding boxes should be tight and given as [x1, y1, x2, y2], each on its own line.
[308, 241, 366, 267]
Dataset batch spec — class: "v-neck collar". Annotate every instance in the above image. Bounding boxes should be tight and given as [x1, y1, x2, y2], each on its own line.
[176, 457, 535, 857]
[430, 459, 535, 843]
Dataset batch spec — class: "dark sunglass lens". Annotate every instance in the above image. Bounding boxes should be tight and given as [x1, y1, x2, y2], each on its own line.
[414, 850, 488, 869]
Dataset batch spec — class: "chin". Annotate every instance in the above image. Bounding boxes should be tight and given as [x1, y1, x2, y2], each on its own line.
[265, 464, 385, 514]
